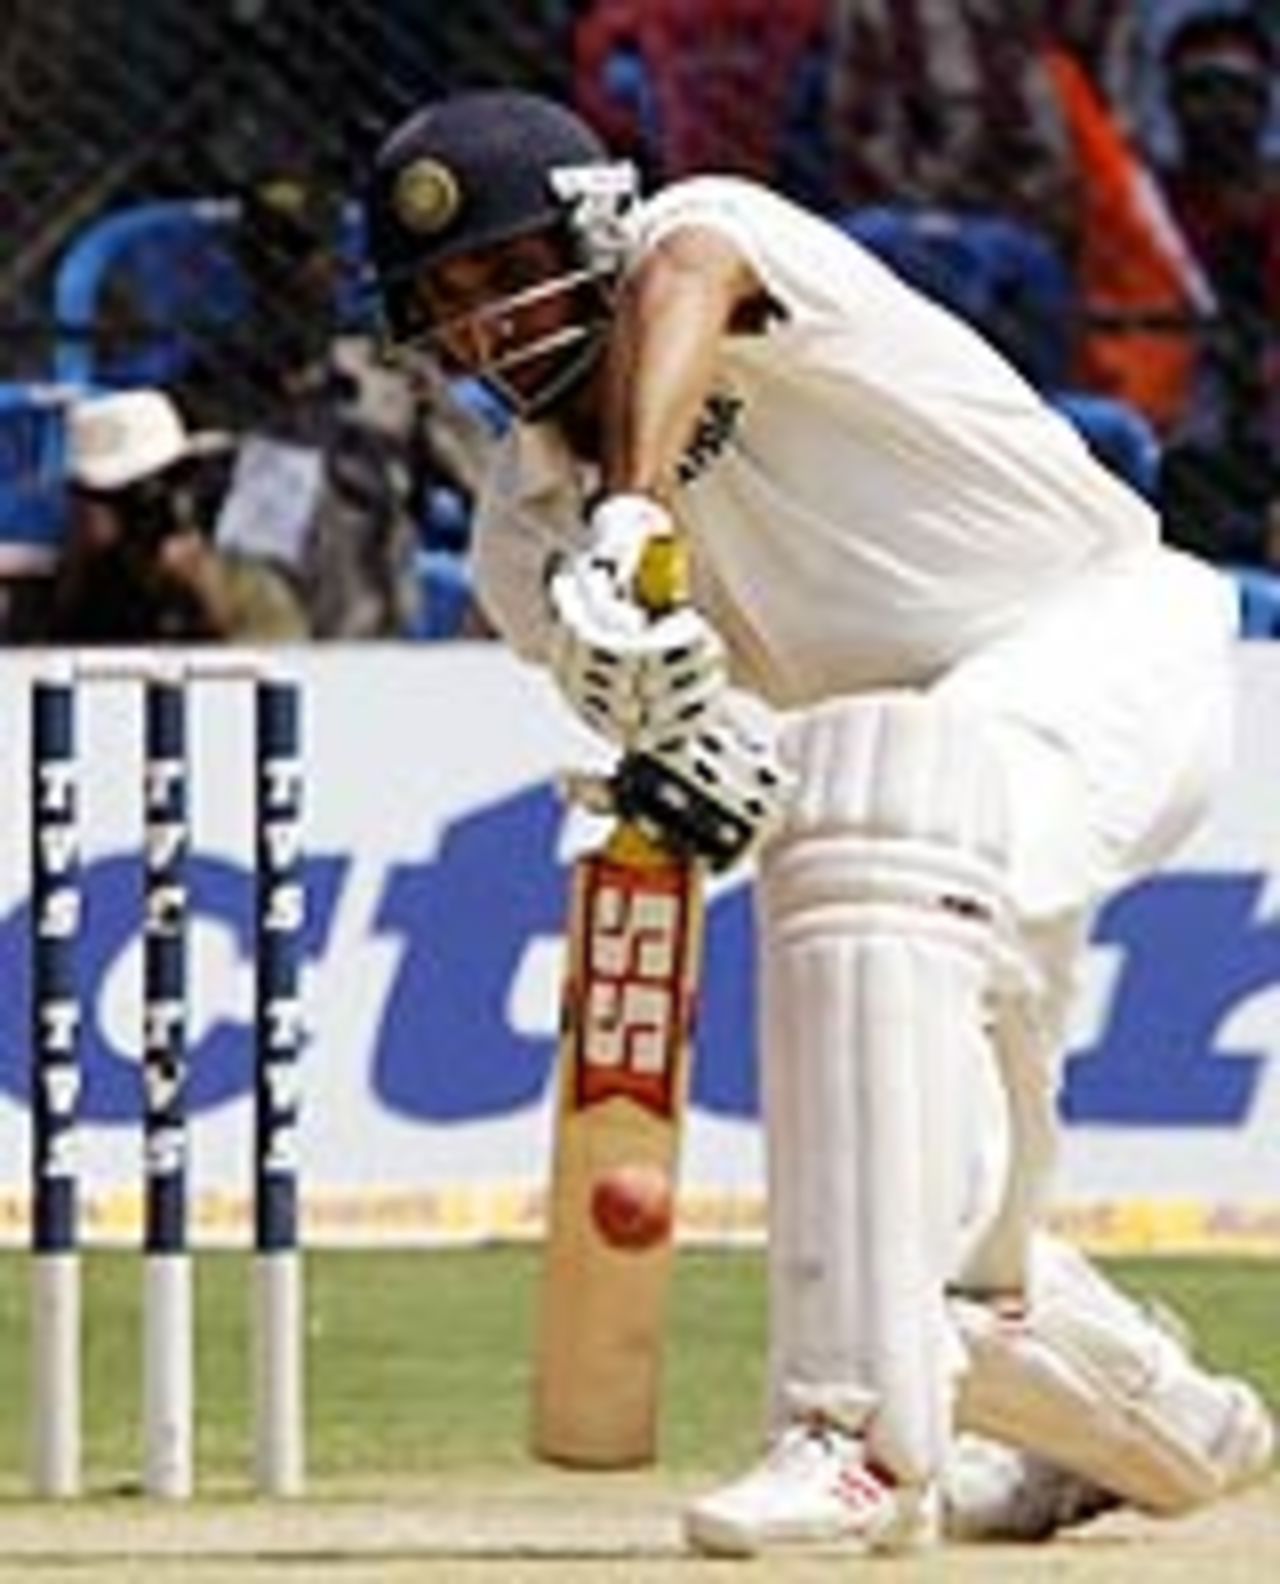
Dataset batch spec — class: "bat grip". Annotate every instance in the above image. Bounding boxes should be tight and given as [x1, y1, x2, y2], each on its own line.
[632, 529, 690, 616]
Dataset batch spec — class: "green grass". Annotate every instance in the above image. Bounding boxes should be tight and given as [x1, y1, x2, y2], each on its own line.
[0, 1249, 1275, 1495]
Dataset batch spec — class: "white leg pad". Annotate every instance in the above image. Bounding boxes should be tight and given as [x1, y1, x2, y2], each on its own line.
[952, 1236, 1276, 1513]
[760, 693, 1013, 1486]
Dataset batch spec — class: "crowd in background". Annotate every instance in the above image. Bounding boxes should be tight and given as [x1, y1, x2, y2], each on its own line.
[0, 0, 1276, 644]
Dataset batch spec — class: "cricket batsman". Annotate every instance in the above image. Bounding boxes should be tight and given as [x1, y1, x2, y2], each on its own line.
[364, 88, 1275, 1556]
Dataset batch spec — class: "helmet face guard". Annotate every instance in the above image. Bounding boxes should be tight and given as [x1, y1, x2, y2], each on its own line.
[400, 251, 618, 420]
[367, 92, 637, 418]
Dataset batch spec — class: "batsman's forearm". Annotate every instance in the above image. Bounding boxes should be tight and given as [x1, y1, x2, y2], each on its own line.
[600, 250, 739, 501]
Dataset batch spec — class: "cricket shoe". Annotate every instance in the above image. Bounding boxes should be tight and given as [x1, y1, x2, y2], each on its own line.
[683, 1415, 939, 1558]
[942, 1434, 1120, 1543]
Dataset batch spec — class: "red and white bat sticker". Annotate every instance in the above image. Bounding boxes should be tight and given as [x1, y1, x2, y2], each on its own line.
[568, 854, 697, 1118]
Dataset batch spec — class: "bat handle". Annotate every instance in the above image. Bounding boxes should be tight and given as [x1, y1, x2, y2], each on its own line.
[632, 528, 690, 616]
[605, 816, 681, 871]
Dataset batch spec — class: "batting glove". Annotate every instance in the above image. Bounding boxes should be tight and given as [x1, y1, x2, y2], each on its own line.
[616, 700, 796, 870]
[545, 494, 725, 747]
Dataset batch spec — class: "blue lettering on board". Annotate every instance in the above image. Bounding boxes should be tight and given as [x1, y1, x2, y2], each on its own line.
[371, 784, 564, 1120]
[0, 784, 1274, 1133]
[1063, 873, 1276, 1126]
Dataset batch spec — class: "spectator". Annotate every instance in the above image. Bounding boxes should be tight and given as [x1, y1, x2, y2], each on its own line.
[823, 4, 1207, 436]
[1051, 0, 1140, 105]
[1149, 6, 1280, 563]
[1045, 43, 1213, 434]
[825, 0, 1080, 249]
[177, 172, 425, 639]
[45, 389, 308, 644]
[1128, 0, 1280, 168]
[573, 0, 831, 207]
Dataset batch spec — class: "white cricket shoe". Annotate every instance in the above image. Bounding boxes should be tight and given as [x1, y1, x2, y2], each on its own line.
[943, 1435, 1119, 1542]
[683, 1416, 939, 1558]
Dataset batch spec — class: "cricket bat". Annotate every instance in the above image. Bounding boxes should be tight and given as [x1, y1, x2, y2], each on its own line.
[531, 533, 706, 1467]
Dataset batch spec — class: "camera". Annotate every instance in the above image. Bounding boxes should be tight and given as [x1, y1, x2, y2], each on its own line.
[76, 454, 227, 555]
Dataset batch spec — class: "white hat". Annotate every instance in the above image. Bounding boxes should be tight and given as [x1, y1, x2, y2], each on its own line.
[67, 389, 229, 492]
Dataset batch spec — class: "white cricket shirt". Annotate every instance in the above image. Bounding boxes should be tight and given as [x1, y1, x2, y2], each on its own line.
[472, 175, 1162, 707]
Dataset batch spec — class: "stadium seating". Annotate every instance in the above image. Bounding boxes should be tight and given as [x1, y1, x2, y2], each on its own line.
[841, 204, 1076, 389]
[52, 195, 372, 390]
[1050, 391, 1162, 499]
[53, 198, 246, 388]
[1230, 564, 1280, 640]
[412, 548, 475, 639]
[0, 381, 78, 570]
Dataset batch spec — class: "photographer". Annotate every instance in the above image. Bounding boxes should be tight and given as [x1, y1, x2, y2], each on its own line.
[46, 389, 309, 644]
[176, 172, 427, 639]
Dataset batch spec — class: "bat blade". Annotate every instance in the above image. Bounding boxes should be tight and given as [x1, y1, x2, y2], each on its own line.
[531, 824, 704, 1467]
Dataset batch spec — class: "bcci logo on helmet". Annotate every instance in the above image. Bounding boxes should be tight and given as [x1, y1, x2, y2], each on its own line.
[392, 158, 462, 236]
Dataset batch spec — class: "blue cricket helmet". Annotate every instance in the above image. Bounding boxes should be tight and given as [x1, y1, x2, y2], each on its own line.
[368, 90, 615, 339]
[365, 90, 637, 417]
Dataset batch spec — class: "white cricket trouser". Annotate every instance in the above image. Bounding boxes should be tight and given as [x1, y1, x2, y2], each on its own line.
[936, 545, 1236, 927]
[935, 544, 1236, 1290]
[761, 544, 1237, 1450]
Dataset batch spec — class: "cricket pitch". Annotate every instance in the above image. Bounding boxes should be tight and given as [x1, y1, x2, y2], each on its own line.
[0, 1470, 1274, 1582]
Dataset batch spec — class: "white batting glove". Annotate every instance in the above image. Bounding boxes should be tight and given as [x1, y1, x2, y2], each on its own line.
[546, 568, 724, 744]
[580, 493, 673, 602]
[614, 699, 795, 870]
[652, 702, 794, 841]
[545, 494, 725, 747]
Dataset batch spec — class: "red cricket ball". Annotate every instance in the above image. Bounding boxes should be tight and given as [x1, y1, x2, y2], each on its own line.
[590, 1164, 674, 1252]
